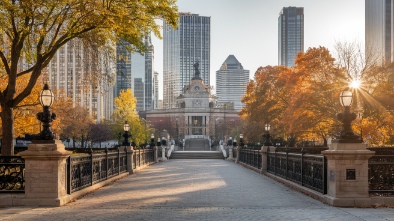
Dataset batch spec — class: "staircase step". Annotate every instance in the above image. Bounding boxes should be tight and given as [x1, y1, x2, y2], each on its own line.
[170, 151, 224, 159]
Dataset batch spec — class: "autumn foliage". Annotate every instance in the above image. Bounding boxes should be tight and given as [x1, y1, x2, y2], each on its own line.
[240, 46, 394, 146]
[113, 89, 151, 146]
[0, 0, 178, 155]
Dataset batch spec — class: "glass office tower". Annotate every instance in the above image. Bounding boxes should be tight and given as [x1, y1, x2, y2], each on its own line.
[366, 0, 394, 64]
[163, 13, 211, 109]
[278, 7, 304, 67]
[115, 36, 154, 111]
[216, 55, 249, 110]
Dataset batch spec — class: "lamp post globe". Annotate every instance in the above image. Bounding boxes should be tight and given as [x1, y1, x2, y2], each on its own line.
[39, 84, 55, 107]
[339, 90, 353, 107]
[265, 123, 270, 132]
[34, 83, 56, 140]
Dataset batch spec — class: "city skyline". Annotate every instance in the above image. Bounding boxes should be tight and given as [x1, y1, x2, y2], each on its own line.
[152, 0, 365, 99]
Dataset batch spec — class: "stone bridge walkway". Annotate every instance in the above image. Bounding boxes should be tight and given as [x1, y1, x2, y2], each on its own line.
[1, 159, 393, 221]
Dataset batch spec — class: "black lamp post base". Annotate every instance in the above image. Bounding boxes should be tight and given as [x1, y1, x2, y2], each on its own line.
[335, 131, 363, 143]
[33, 130, 55, 141]
[263, 132, 272, 146]
[122, 131, 131, 146]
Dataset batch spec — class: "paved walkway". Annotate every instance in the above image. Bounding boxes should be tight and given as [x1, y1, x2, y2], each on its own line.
[1, 159, 393, 221]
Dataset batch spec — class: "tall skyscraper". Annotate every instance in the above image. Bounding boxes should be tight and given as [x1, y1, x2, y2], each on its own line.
[115, 36, 154, 111]
[48, 38, 114, 122]
[153, 72, 159, 109]
[278, 7, 304, 67]
[163, 12, 211, 109]
[365, 0, 394, 64]
[131, 50, 146, 111]
[216, 55, 249, 110]
[144, 36, 154, 110]
[115, 40, 132, 98]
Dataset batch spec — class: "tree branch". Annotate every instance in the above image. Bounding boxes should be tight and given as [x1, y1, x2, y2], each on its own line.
[0, 51, 11, 75]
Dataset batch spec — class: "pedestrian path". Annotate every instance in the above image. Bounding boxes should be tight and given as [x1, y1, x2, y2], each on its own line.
[1, 159, 393, 221]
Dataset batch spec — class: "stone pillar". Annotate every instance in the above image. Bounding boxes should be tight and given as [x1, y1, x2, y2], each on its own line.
[125, 146, 134, 174]
[153, 146, 159, 163]
[235, 146, 240, 163]
[227, 146, 234, 160]
[160, 146, 167, 161]
[261, 146, 275, 174]
[322, 142, 375, 207]
[260, 146, 268, 173]
[19, 140, 72, 206]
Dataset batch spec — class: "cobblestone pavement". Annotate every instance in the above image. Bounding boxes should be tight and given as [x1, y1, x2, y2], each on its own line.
[1, 159, 393, 221]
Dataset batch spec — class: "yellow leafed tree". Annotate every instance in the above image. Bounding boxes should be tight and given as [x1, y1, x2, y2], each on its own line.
[0, 0, 178, 155]
[113, 89, 147, 146]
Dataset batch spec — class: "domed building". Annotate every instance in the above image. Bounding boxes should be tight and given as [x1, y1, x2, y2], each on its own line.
[143, 62, 240, 150]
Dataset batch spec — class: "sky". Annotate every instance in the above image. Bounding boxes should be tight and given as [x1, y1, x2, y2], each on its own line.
[152, 0, 365, 99]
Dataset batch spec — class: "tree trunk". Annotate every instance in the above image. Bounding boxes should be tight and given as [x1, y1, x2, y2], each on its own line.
[1, 106, 15, 156]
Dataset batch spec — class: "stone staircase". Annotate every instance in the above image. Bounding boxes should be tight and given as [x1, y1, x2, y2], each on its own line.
[185, 138, 210, 151]
[169, 151, 224, 159]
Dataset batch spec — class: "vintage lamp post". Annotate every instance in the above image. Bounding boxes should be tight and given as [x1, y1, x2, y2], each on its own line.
[263, 123, 272, 146]
[157, 137, 161, 147]
[122, 121, 131, 146]
[150, 133, 155, 148]
[239, 134, 244, 147]
[337, 88, 362, 142]
[227, 136, 234, 160]
[35, 83, 56, 140]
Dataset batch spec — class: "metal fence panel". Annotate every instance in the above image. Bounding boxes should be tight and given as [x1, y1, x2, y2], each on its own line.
[0, 156, 25, 192]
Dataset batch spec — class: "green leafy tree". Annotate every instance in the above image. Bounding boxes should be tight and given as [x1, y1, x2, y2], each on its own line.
[0, 0, 178, 155]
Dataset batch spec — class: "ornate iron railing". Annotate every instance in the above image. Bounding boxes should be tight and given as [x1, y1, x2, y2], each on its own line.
[368, 147, 394, 196]
[133, 148, 154, 169]
[0, 156, 25, 192]
[238, 147, 262, 169]
[67, 147, 128, 194]
[267, 150, 327, 194]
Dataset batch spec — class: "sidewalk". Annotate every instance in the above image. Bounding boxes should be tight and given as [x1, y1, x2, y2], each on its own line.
[1, 159, 393, 221]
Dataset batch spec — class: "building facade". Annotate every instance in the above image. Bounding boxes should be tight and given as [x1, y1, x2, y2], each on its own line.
[115, 40, 132, 98]
[48, 38, 115, 122]
[115, 36, 154, 111]
[163, 12, 211, 109]
[278, 7, 304, 67]
[144, 36, 154, 110]
[216, 55, 249, 110]
[153, 72, 159, 109]
[145, 73, 239, 145]
[365, 0, 394, 64]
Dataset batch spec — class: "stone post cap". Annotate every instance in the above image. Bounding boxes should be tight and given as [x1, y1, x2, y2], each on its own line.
[329, 142, 368, 150]
[19, 139, 72, 157]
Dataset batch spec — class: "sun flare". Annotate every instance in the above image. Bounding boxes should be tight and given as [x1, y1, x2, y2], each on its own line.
[350, 80, 361, 89]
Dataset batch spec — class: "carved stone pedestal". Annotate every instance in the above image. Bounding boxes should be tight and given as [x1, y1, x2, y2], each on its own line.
[322, 142, 375, 207]
[19, 140, 72, 206]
